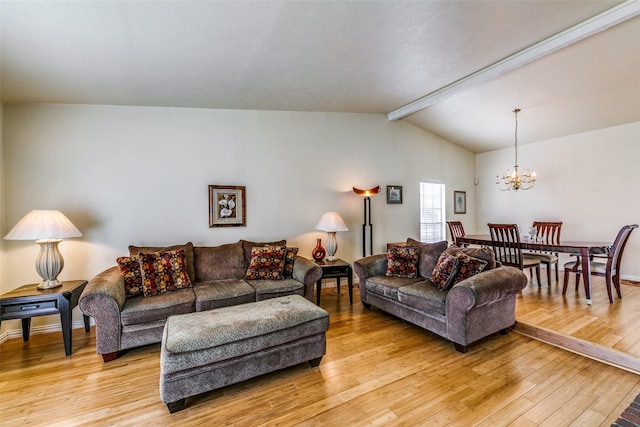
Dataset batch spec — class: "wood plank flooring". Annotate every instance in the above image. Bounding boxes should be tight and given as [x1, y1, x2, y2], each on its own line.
[1, 275, 639, 426]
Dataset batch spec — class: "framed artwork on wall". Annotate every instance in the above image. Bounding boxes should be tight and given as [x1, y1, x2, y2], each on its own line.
[454, 190, 466, 214]
[387, 186, 402, 204]
[209, 185, 246, 227]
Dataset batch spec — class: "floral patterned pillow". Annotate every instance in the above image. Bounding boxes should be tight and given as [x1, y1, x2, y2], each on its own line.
[431, 252, 459, 291]
[138, 249, 192, 297]
[283, 247, 299, 278]
[245, 245, 287, 280]
[116, 255, 143, 297]
[385, 246, 419, 278]
[452, 250, 488, 285]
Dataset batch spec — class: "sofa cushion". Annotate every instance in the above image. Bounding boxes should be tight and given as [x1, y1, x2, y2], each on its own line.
[431, 252, 458, 291]
[405, 239, 449, 278]
[240, 239, 287, 267]
[194, 242, 246, 281]
[139, 250, 193, 297]
[249, 278, 304, 301]
[129, 242, 195, 282]
[245, 245, 287, 280]
[452, 251, 488, 285]
[193, 280, 256, 311]
[397, 280, 447, 315]
[283, 247, 299, 277]
[446, 245, 496, 271]
[121, 288, 195, 326]
[385, 246, 419, 278]
[365, 275, 423, 301]
[116, 255, 144, 297]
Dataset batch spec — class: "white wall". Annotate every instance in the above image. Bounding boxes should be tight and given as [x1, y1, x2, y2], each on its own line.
[1, 103, 475, 331]
[475, 121, 640, 280]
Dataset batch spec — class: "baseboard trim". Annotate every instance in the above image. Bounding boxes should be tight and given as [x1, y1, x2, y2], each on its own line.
[513, 321, 640, 375]
[0, 319, 94, 346]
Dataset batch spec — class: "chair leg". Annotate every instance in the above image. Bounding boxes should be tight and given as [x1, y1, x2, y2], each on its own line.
[555, 262, 559, 282]
[535, 265, 541, 287]
[575, 273, 581, 290]
[613, 274, 622, 299]
[605, 274, 614, 304]
[562, 270, 570, 295]
[546, 262, 552, 286]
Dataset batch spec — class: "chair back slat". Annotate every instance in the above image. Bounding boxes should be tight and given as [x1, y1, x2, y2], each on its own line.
[532, 221, 562, 244]
[446, 221, 465, 245]
[488, 223, 523, 268]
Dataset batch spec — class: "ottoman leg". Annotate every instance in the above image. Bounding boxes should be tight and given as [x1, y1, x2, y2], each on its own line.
[308, 356, 323, 368]
[167, 398, 187, 414]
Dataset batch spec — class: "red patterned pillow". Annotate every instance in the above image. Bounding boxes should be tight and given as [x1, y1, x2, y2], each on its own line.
[139, 249, 192, 297]
[385, 246, 419, 278]
[452, 250, 488, 285]
[431, 252, 459, 291]
[116, 255, 143, 297]
[283, 247, 299, 277]
[245, 245, 287, 280]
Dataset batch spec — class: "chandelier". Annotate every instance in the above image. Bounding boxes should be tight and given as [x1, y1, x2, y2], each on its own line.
[496, 108, 536, 191]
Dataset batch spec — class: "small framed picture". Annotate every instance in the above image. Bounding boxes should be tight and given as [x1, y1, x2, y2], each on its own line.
[209, 185, 246, 227]
[454, 190, 466, 214]
[387, 186, 402, 204]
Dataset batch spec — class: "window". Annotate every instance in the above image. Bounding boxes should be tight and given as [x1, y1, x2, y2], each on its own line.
[420, 182, 446, 242]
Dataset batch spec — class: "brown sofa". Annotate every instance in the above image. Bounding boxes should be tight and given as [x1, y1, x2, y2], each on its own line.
[79, 240, 322, 362]
[354, 239, 528, 353]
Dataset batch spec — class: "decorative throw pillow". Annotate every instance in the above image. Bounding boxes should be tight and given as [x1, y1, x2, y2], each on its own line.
[139, 249, 192, 297]
[129, 242, 195, 282]
[452, 250, 488, 285]
[240, 239, 287, 267]
[283, 247, 299, 277]
[431, 252, 459, 291]
[385, 246, 419, 278]
[445, 245, 496, 271]
[245, 245, 287, 280]
[405, 239, 449, 278]
[116, 255, 143, 297]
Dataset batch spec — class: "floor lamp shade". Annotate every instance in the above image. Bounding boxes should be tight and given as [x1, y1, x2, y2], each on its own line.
[315, 212, 348, 261]
[4, 210, 82, 289]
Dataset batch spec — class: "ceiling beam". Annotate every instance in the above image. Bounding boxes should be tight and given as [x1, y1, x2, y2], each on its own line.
[387, 0, 640, 121]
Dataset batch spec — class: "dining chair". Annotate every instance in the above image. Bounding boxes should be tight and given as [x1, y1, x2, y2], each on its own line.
[563, 224, 638, 303]
[525, 221, 562, 284]
[446, 221, 466, 246]
[488, 223, 541, 286]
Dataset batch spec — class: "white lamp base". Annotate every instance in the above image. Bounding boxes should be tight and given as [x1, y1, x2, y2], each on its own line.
[35, 239, 64, 289]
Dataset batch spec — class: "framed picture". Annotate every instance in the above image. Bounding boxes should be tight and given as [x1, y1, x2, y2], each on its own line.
[209, 185, 246, 227]
[454, 190, 466, 214]
[387, 185, 402, 204]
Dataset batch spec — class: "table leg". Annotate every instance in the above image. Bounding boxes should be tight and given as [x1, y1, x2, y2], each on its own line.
[316, 279, 322, 305]
[336, 277, 341, 295]
[59, 295, 72, 356]
[83, 314, 91, 332]
[21, 318, 31, 342]
[347, 267, 353, 305]
[580, 248, 592, 305]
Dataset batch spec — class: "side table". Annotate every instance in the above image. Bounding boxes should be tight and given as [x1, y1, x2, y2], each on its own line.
[0, 280, 90, 356]
[315, 259, 353, 305]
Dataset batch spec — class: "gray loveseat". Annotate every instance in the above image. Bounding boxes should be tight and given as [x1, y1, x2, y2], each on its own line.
[354, 239, 527, 353]
[79, 240, 322, 362]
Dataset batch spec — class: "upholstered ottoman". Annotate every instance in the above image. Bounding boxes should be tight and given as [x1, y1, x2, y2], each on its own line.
[160, 295, 329, 413]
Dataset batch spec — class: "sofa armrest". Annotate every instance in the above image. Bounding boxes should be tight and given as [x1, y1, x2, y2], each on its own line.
[292, 256, 322, 301]
[353, 254, 387, 302]
[79, 266, 126, 355]
[445, 266, 527, 347]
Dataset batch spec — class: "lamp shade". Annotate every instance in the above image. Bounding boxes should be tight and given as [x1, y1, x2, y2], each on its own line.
[315, 212, 349, 232]
[4, 210, 82, 240]
[352, 186, 381, 197]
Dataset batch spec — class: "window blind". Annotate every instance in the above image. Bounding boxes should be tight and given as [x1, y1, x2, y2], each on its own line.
[420, 182, 446, 242]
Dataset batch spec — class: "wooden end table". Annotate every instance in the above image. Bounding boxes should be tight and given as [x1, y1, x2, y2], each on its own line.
[315, 259, 353, 305]
[0, 280, 90, 356]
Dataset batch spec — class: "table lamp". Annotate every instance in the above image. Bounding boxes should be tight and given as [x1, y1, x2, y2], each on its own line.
[4, 210, 83, 289]
[315, 212, 349, 261]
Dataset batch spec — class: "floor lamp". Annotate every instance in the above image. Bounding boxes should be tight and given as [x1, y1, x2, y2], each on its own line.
[353, 186, 381, 257]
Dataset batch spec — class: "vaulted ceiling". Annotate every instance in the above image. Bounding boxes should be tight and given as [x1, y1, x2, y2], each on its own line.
[2, 1, 639, 153]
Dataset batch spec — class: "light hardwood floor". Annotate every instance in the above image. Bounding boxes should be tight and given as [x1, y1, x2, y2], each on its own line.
[1, 274, 639, 426]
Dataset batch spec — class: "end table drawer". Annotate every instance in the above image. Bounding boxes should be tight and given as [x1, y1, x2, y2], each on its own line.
[323, 266, 348, 275]
[2, 300, 57, 317]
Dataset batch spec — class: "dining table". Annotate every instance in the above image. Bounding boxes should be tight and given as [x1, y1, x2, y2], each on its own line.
[456, 234, 612, 305]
